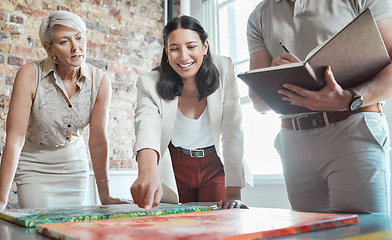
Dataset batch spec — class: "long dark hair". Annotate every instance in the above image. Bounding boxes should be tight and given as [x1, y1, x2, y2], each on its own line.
[156, 15, 219, 101]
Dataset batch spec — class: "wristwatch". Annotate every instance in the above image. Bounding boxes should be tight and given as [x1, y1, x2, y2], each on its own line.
[348, 88, 363, 111]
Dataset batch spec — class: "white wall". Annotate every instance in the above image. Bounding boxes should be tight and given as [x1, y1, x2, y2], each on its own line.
[242, 176, 290, 208]
[83, 170, 138, 205]
[83, 171, 291, 208]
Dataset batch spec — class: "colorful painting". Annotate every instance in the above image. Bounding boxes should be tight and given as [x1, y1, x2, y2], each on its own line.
[339, 230, 392, 240]
[36, 207, 358, 240]
[0, 203, 215, 228]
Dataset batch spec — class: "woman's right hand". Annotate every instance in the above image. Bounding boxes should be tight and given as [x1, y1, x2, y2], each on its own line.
[130, 149, 162, 211]
[130, 171, 162, 211]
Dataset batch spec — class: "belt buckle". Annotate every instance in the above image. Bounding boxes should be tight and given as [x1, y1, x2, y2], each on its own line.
[295, 114, 317, 132]
[190, 149, 205, 158]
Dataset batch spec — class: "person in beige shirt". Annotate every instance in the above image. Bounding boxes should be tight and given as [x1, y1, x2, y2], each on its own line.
[0, 10, 129, 209]
[247, 0, 392, 213]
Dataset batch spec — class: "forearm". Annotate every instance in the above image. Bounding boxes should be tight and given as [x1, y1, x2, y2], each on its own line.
[0, 143, 23, 207]
[136, 149, 159, 175]
[355, 62, 392, 106]
[358, 18, 392, 106]
[89, 141, 110, 201]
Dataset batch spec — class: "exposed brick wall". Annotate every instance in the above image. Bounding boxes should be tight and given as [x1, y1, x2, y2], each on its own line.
[0, 0, 180, 209]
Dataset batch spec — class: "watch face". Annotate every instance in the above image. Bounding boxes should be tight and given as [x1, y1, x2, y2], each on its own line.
[350, 98, 363, 110]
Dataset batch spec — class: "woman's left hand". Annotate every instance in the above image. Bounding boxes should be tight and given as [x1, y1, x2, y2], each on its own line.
[100, 196, 133, 205]
[217, 199, 249, 209]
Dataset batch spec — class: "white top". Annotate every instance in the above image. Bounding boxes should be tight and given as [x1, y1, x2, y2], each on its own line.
[171, 107, 214, 150]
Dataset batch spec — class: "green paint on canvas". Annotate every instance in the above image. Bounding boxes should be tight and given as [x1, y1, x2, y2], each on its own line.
[0, 203, 215, 228]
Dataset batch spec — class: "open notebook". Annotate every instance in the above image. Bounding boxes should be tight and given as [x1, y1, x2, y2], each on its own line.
[238, 8, 390, 114]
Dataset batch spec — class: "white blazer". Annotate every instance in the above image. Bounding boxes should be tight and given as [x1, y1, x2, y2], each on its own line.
[134, 55, 253, 203]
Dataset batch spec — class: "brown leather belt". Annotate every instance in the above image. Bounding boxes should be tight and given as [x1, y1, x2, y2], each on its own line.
[179, 145, 216, 158]
[281, 103, 382, 131]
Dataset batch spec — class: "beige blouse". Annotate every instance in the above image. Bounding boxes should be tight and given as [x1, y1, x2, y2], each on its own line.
[26, 58, 104, 147]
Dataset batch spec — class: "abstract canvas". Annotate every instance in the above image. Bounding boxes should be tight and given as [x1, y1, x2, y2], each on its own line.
[339, 230, 392, 240]
[36, 207, 358, 240]
[0, 203, 215, 228]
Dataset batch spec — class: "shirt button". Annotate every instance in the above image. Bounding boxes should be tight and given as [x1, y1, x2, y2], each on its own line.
[68, 124, 71, 127]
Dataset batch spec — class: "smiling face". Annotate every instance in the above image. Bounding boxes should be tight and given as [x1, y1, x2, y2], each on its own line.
[165, 28, 208, 82]
[45, 25, 86, 68]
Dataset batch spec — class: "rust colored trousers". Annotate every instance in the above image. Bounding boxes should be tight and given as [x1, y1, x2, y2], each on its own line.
[169, 143, 226, 203]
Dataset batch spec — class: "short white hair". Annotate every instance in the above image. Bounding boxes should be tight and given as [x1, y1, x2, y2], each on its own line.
[39, 10, 86, 47]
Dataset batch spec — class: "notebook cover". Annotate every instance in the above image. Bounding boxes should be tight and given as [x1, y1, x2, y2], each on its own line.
[36, 207, 358, 240]
[0, 203, 215, 228]
[239, 64, 321, 114]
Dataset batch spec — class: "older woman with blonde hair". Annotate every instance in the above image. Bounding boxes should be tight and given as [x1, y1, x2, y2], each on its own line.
[0, 10, 128, 209]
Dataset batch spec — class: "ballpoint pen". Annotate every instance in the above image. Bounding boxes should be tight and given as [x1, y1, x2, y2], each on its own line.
[279, 40, 290, 53]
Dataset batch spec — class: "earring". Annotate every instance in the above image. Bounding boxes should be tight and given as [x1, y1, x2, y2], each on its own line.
[203, 55, 207, 60]
[53, 55, 57, 62]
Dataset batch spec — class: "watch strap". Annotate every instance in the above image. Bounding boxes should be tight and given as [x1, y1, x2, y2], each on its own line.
[348, 88, 363, 110]
[348, 88, 361, 99]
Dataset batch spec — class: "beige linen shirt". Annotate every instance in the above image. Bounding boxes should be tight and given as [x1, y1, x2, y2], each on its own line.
[27, 58, 104, 147]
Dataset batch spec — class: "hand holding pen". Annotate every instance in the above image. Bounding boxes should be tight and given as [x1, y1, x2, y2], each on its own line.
[270, 41, 300, 66]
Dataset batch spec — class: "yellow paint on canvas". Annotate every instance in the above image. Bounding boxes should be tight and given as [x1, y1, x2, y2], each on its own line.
[339, 230, 392, 240]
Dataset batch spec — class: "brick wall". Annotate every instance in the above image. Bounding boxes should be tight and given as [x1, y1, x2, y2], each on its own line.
[0, 0, 180, 209]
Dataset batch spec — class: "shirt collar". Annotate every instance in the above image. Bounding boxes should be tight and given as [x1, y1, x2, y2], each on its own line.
[41, 57, 56, 78]
[79, 62, 91, 82]
[42, 57, 92, 83]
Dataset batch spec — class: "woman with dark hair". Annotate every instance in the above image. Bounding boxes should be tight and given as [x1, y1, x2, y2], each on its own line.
[131, 15, 252, 210]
